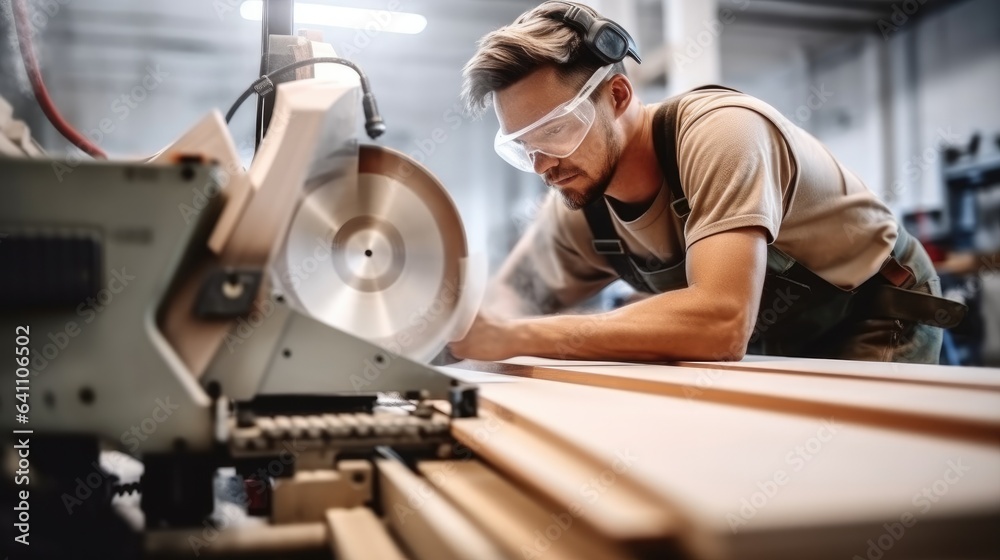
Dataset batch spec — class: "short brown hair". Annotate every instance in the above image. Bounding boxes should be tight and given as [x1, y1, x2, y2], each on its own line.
[461, 2, 626, 117]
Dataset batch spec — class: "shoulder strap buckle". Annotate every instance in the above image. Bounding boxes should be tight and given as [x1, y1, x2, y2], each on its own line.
[670, 197, 691, 220]
[592, 239, 625, 255]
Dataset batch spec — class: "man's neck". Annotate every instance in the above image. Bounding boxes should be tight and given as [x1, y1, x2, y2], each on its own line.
[605, 103, 663, 214]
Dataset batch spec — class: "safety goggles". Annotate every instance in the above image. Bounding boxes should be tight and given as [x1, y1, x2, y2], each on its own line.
[493, 64, 613, 172]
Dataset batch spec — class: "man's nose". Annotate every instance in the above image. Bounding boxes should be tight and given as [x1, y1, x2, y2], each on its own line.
[531, 151, 558, 175]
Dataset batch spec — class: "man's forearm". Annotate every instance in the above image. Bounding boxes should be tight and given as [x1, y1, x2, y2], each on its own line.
[485, 254, 563, 319]
[509, 286, 752, 362]
[483, 280, 551, 320]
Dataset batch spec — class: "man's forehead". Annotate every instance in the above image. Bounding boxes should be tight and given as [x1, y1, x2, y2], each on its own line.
[494, 66, 578, 133]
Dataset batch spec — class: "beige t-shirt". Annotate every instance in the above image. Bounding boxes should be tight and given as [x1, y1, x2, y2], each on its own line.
[516, 89, 898, 308]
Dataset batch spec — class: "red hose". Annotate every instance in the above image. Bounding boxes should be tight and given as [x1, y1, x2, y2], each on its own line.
[10, 0, 107, 159]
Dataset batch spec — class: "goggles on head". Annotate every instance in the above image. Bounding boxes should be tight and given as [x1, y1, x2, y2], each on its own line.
[544, 1, 642, 66]
[493, 64, 613, 173]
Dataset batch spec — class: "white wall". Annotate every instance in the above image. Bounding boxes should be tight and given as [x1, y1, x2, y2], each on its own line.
[810, 35, 887, 202]
[910, 0, 1000, 214]
[723, 32, 890, 205]
[724, 0, 1000, 216]
[721, 29, 811, 123]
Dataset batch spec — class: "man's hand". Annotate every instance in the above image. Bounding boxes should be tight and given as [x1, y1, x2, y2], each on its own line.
[935, 251, 979, 275]
[449, 313, 520, 362]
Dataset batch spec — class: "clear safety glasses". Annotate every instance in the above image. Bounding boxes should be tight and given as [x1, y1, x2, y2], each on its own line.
[493, 64, 613, 172]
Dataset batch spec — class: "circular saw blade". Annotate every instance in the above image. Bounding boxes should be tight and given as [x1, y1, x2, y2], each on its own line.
[278, 145, 467, 362]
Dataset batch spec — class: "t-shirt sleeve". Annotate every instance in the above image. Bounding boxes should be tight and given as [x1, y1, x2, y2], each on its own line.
[497, 191, 617, 312]
[676, 106, 790, 248]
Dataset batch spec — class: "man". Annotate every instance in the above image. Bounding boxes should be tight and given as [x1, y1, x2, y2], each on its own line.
[449, 1, 963, 364]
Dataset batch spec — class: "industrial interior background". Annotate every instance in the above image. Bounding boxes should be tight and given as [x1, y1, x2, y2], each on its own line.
[1, 0, 998, 365]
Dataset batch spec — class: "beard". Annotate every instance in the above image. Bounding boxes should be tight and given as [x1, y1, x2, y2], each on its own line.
[553, 119, 622, 211]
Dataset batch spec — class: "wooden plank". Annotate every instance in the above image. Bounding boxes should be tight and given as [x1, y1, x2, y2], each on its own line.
[500, 355, 1000, 391]
[458, 360, 1000, 444]
[145, 523, 327, 557]
[679, 355, 1000, 392]
[450, 414, 676, 542]
[377, 459, 507, 560]
[417, 460, 639, 560]
[326, 507, 407, 560]
[468, 376, 1000, 560]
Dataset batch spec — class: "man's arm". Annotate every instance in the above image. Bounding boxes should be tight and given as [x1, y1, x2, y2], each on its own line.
[485, 234, 564, 319]
[482, 193, 617, 319]
[935, 250, 1000, 276]
[454, 107, 785, 362]
[451, 226, 767, 362]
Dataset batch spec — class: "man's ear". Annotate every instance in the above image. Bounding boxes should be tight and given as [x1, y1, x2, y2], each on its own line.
[608, 75, 633, 117]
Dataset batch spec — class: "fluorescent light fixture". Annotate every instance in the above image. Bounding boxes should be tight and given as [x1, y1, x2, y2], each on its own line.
[240, 1, 427, 35]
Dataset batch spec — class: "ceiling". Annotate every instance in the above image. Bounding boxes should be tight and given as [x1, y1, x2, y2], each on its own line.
[0, 0, 969, 155]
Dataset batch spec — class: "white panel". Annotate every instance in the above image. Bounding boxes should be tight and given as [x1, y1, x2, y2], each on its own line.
[663, 0, 721, 95]
[810, 36, 885, 201]
[913, 0, 1000, 213]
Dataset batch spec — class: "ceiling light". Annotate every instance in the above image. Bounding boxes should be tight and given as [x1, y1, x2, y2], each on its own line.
[240, 1, 427, 35]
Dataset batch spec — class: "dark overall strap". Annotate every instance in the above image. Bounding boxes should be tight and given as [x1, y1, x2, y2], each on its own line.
[583, 85, 737, 292]
[656, 85, 741, 220]
[651, 95, 688, 220]
[582, 200, 653, 292]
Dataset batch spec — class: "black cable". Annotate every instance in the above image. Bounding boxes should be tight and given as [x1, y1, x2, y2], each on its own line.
[225, 56, 386, 139]
[225, 88, 256, 124]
